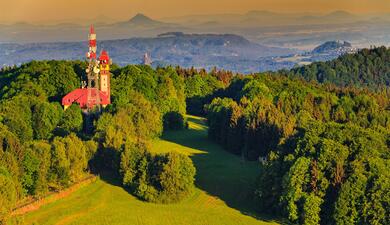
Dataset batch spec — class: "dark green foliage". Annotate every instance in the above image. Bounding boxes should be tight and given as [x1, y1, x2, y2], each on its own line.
[120, 145, 196, 203]
[49, 134, 90, 188]
[204, 72, 390, 224]
[255, 121, 390, 225]
[0, 60, 80, 101]
[0, 123, 24, 198]
[0, 167, 17, 223]
[156, 152, 196, 202]
[94, 91, 162, 171]
[27, 141, 52, 196]
[21, 149, 40, 195]
[163, 111, 185, 130]
[58, 104, 83, 135]
[206, 95, 295, 160]
[32, 102, 63, 139]
[177, 67, 225, 116]
[0, 95, 35, 142]
[206, 74, 390, 160]
[111, 65, 187, 127]
[289, 47, 390, 88]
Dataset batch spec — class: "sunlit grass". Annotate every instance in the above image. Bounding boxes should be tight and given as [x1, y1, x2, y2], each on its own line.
[17, 115, 280, 225]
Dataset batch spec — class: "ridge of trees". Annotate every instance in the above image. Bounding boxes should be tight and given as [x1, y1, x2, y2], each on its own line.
[205, 73, 390, 224]
[286, 46, 390, 88]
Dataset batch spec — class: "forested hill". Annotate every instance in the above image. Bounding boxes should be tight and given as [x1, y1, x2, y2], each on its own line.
[288, 46, 390, 88]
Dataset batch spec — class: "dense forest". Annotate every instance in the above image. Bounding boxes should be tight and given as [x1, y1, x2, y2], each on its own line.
[205, 74, 390, 224]
[1, 47, 390, 225]
[287, 46, 390, 88]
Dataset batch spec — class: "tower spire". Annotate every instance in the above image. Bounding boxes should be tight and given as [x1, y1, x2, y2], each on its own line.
[62, 25, 111, 111]
[87, 25, 97, 59]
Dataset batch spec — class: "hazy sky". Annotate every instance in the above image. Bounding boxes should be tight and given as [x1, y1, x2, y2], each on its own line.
[1, 0, 390, 23]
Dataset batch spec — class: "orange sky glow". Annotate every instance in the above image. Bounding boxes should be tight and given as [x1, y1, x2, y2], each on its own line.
[1, 0, 389, 23]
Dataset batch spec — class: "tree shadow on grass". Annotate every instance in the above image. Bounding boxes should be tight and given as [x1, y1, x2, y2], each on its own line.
[161, 116, 285, 224]
[97, 170, 142, 202]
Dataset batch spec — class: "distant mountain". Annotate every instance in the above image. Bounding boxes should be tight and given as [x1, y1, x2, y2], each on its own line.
[0, 33, 295, 73]
[273, 40, 358, 67]
[121, 13, 168, 26]
[312, 41, 353, 54]
[0, 11, 389, 52]
[245, 10, 282, 17]
[324, 10, 355, 19]
[295, 11, 357, 24]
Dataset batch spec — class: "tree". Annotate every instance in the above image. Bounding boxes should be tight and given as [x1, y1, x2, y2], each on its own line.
[157, 152, 196, 203]
[334, 173, 367, 225]
[281, 157, 311, 222]
[50, 134, 88, 187]
[28, 141, 51, 196]
[0, 167, 17, 224]
[59, 104, 83, 134]
[163, 111, 185, 130]
[302, 193, 323, 225]
[21, 148, 40, 195]
[120, 143, 148, 190]
[32, 101, 62, 139]
[120, 147, 196, 203]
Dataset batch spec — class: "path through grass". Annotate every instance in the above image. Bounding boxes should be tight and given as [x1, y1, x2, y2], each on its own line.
[18, 115, 279, 225]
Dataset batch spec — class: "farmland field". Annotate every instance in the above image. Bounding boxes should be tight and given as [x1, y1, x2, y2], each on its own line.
[17, 116, 280, 225]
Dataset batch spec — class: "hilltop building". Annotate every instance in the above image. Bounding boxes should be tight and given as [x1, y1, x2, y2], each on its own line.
[62, 26, 111, 111]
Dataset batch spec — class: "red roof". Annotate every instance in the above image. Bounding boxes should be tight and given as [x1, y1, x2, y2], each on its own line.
[62, 88, 110, 108]
[99, 50, 110, 62]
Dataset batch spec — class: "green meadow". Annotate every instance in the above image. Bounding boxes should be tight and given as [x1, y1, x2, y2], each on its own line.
[18, 116, 280, 225]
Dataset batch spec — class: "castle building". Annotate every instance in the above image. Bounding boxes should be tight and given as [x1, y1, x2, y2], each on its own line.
[62, 25, 111, 111]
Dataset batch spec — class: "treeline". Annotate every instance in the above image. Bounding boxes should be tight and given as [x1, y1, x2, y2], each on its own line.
[176, 66, 235, 116]
[287, 46, 390, 88]
[206, 74, 390, 159]
[0, 61, 195, 223]
[205, 74, 390, 224]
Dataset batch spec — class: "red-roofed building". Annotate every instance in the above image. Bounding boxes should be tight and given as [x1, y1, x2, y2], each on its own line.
[62, 25, 111, 111]
[62, 88, 110, 110]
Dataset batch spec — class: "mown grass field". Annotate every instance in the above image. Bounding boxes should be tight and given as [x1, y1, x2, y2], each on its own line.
[17, 116, 280, 225]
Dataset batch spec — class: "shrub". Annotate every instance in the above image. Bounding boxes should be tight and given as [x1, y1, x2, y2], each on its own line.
[156, 152, 196, 203]
[120, 147, 196, 203]
[163, 111, 185, 130]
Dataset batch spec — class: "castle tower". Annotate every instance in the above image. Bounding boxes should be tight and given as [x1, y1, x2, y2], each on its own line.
[99, 50, 111, 107]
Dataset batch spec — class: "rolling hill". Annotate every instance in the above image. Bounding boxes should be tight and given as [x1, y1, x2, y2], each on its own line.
[0, 11, 389, 50]
[0, 33, 294, 73]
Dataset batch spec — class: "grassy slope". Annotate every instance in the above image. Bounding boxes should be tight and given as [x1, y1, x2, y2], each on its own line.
[18, 116, 279, 225]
